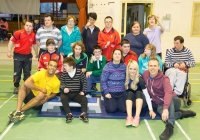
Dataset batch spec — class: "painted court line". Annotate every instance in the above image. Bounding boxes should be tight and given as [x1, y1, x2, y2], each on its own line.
[0, 94, 15, 109]
[175, 121, 191, 140]
[0, 123, 14, 140]
[144, 119, 156, 140]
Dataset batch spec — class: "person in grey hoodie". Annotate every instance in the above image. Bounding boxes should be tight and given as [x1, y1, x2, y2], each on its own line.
[143, 58, 196, 140]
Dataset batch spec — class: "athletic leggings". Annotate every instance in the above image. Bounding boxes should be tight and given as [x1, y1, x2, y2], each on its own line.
[60, 91, 88, 114]
[126, 90, 147, 108]
[103, 92, 126, 113]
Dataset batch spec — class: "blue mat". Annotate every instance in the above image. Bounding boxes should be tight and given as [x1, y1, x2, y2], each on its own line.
[38, 100, 161, 120]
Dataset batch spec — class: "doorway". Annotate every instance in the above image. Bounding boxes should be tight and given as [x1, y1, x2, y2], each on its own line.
[120, 2, 153, 38]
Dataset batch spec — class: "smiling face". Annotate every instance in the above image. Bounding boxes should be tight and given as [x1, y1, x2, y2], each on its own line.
[128, 63, 137, 77]
[148, 59, 159, 78]
[148, 17, 156, 26]
[112, 49, 122, 63]
[132, 23, 140, 35]
[47, 61, 57, 75]
[67, 18, 75, 28]
[174, 40, 184, 51]
[104, 18, 113, 29]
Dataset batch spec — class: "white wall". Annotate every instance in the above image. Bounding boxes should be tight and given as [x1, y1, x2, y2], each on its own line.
[88, 0, 200, 62]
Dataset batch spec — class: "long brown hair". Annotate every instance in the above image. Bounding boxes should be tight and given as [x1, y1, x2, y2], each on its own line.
[141, 44, 157, 58]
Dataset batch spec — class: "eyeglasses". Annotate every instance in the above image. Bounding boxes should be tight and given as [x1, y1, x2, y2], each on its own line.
[94, 51, 101, 54]
[105, 21, 112, 23]
[68, 20, 75, 23]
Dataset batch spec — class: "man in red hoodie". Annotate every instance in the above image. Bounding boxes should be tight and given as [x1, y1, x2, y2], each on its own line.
[143, 58, 196, 140]
[98, 16, 120, 62]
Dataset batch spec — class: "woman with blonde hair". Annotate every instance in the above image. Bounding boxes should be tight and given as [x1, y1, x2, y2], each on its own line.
[138, 44, 162, 75]
[125, 60, 156, 127]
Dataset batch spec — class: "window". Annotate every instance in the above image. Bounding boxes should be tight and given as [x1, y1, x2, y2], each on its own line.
[191, 2, 200, 36]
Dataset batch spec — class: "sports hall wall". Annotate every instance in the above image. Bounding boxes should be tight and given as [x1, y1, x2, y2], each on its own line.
[88, 0, 200, 62]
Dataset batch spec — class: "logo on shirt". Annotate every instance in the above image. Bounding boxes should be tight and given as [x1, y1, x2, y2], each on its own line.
[51, 31, 56, 36]
[29, 38, 33, 42]
[43, 56, 47, 59]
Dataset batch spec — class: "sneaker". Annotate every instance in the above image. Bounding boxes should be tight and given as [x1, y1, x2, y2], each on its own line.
[126, 116, 133, 126]
[66, 113, 74, 123]
[11, 111, 25, 123]
[91, 85, 98, 91]
[159, 123, 174, 140]
[79, 112, 89, 122]
[179, 110, 196, 118]
[14, 87, 19, 94]
[132, 116, 140, 127]
[8, 110, 16, 121]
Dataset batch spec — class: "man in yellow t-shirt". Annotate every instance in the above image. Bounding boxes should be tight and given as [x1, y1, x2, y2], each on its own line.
[8, 60, 60, 123]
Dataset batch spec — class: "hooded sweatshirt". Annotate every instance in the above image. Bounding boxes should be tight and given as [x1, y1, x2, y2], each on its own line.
[142, 70, 177, 109]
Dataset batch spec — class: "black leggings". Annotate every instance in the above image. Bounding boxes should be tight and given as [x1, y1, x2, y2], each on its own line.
[60, 91, 88, 114]
[126, 90, 147, 108]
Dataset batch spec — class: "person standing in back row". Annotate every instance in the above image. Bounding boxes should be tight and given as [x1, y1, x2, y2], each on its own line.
[36, 13, 62, 58]
[143, 15, 165, 58]
[98, 16, 121, 62]
[82, 12, 100, 59]
[7, 20, 38, 94]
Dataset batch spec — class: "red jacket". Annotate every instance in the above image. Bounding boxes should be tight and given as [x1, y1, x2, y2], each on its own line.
[124, 50, 138, 65]
[98, 28, 121, 61]
[38, 51, 63, 74]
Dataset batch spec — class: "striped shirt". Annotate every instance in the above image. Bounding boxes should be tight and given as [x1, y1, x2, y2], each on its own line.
[36, 26, 62, 50]
[60, 69, 87, 93]
[165, 47, 195, 68]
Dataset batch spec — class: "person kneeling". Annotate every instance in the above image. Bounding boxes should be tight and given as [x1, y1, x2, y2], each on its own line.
[8, 60, 60, 123]
[60, 56, 88, 123]
[125, 60, 156, 127]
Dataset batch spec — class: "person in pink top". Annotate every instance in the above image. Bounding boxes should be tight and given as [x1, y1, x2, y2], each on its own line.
[0, 18, 9, 40]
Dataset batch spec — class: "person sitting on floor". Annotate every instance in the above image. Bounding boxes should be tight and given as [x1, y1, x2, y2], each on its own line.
[165, 36, 195, 95]
[68, 41, 88, 73]
[38, 38, 63, 78]
[101, 49, 126, 113]
[143, 58, 196, 140]
[125, 60, 156, 127]
[86, 45, 106, 95]
[60, 56, 88, 123]
[8, 60, 60, 123]
[138, 44, 162, 75]
[120, 39, 138, 65]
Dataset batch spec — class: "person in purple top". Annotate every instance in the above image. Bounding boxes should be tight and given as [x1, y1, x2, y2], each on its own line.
[143, 58, 196, 140]
[101, 49, 126, 113]
[124, 21, 149, 57]
[143, 15, 165, 58]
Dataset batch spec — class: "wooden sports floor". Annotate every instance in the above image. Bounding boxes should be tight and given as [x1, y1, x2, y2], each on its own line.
[0, 41, 200, 140]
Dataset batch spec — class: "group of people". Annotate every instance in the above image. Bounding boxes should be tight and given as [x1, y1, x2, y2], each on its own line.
[6, 12, 197, 140]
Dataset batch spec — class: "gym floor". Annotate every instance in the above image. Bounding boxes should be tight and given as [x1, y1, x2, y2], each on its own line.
[0, 41, 200, 140]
